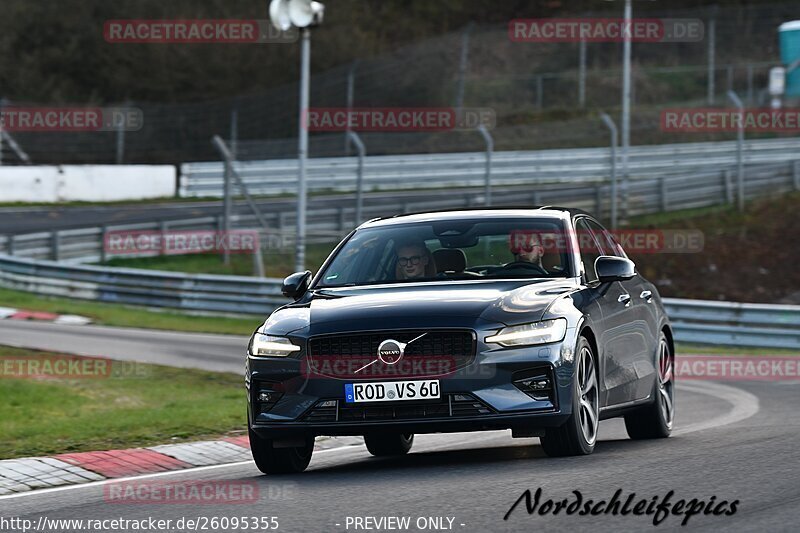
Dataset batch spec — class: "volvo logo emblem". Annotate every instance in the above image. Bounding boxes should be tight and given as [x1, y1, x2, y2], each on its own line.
[378, 339, 404, 365]
[355, 332, 429, 374]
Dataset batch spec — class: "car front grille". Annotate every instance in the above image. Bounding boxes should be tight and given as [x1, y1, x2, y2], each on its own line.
[302, 394, 493, 423]
[306, 329, 476, 379]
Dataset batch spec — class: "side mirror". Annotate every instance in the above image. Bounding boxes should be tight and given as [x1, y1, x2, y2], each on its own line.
[282, 270, 312, 300]
[595, 256, 636, 283]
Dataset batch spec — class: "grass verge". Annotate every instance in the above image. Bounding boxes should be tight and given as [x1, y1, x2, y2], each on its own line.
[0, 286, 259, 336]
[0, 346, 246, 459]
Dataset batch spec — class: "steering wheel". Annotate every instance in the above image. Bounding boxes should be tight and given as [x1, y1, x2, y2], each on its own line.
[500, 261, 549, 276]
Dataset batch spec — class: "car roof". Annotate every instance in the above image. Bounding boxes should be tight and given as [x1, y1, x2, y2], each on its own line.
[358, 206, 590, 229]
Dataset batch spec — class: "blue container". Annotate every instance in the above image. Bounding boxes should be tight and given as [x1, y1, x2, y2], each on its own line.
[779, 21, 800, 97]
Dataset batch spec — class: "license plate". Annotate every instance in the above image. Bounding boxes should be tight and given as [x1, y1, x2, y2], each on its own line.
[344, 380, 440, 403]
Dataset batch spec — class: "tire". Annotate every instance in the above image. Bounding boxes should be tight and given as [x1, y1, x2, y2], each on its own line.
[624, 333, 674, 440]
[364, 433, 414, 457]
[540, 336, 598, 457]
[249, 427, 314, 474]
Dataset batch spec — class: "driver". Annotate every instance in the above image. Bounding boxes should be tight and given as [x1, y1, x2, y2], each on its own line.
[508, 231, 549, 273]
[395, 240, 432, 280]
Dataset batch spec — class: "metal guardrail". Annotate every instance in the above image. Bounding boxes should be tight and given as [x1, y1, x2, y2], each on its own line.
[662, 299, 800, 350]
[0, 255, 286, 316]
[5, 159, 799, 264]
[179, 137, 800, 197]
[0, 254, 798, 349]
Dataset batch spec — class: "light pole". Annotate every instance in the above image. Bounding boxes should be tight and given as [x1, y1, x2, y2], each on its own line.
[270, 0, 325, 273]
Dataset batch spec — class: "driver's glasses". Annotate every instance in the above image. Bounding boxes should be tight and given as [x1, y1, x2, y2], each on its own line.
[398, 255, 422, 266]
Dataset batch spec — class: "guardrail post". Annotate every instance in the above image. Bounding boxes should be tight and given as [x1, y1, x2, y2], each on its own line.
[51, 231, 60, 262]
[338, 206, 346, 231]
[532, 192, 540, 206]
[100, 226, 108, 263]
[160, 220, 169, 256]
[7, 234, 14, 256]
[660, 177, 668, 212]
[723, 170, 734, 204]
[793, 161, 800, 191]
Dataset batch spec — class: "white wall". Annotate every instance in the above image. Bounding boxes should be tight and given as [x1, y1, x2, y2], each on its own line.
[0, 165, 176, 202]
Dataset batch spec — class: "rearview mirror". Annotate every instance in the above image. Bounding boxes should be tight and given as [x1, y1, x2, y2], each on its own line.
[282, 271, 312, 300]
[595, 256, 636, 283]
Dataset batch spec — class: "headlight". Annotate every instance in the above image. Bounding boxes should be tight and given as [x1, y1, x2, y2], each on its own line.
[485, 318, 567, 347]
[248, 333, 301, 357]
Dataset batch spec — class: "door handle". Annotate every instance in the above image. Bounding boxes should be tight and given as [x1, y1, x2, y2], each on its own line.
[618, 293, 631, 306]
[640, 290, 653, 302]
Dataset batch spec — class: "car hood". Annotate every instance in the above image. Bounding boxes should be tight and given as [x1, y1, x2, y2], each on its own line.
[262, 279, 579, 336]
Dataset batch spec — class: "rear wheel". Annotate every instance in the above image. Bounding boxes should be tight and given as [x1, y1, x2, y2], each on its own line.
[624, 333, 674, 439]
[364, 433, 414, 456]
[249, 427, 314, 474]
[540, 337, 598, 457]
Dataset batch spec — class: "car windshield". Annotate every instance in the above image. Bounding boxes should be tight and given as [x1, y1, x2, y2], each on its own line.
[316, 217, 573, 288]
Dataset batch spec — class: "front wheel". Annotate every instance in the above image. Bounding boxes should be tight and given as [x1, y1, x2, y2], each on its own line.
[624, 333, 674, 440]
[364, 433, 414, 456]
[249, 427, 314, 474]
[540, 336, 598, 457]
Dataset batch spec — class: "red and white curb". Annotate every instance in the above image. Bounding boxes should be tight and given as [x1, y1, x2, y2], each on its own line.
[0, 436, 361, 495]
[0, 307, 92, 325]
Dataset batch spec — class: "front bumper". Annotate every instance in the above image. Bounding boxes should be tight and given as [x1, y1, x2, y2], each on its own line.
[246, 329, 578, 439]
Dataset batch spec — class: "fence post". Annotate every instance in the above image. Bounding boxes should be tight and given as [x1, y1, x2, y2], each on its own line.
[794, 161, 800, 191]
[51, 231, 60, 262]
[7, 234, 14, 256]
[707, 17, 716, 104]
[477, 125, 493, 206]
[727, 90, 745, 211]
[578, 38, 587, 108]
[252, 234, 266, 278]
[346, 131, 366, 224]
[723, 170, 734, 204]
[532, 192, 541, 206]
[600, 113, 618, 229]
[595, 185, 602, 217]
[338, 205, 346, 231]
[536, 75, 543, 110]
[660, 177, 668, 212]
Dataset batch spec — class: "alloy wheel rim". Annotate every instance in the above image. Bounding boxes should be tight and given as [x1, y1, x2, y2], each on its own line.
[657, 339, 675, 429]
[577, 346, 599, 445]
